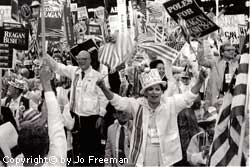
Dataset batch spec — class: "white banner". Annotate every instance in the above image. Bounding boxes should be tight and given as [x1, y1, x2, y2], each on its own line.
[218, 15, 247, 44]
[77, 6, 88, 21]
[117, 0, 127, 32]
[0, 6, 12, 22]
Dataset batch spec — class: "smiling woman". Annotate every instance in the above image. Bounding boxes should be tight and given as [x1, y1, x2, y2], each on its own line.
[96, 68, 207, 166]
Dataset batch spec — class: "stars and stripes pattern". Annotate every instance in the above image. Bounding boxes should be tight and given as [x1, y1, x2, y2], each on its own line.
[165, 41, 186, 51]
[98, 33, 133, 70]
[137, 33, 154, 44]
[28, 39, 40, 57]
[138, 42, 179, 63]
[208, 53, 249, 166]
[146, 24, 163, 43]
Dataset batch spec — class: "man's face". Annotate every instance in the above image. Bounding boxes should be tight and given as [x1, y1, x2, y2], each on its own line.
[76, 51, 91, 71]
[116, 111, 130, 125]
[222, 45, 236, 60]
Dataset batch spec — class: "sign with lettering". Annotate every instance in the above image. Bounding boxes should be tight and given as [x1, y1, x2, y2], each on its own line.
[0, 22, 29, 50]
[77, 6, 88, 21]
[87, 24, 102, 35]
[43, 0, 63, 30]
[217, 15, 246, 44]
[0, 43, 13, 69]
[163, 0, 219, 38]
[0, 6, 12, 21]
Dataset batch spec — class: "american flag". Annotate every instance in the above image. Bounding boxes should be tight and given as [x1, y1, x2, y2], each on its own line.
[28, 39, 40, 58]
[208, 53, 249, 166]
[137, 33, 155, 44]
[165, 41, 185, 51]
[146, 24, 163, 43]
[138, 42, 179, 63]
[98, 32, 133, 70]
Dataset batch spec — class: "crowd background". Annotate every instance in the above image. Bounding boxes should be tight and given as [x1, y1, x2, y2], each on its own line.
[0, 0, 249, 166]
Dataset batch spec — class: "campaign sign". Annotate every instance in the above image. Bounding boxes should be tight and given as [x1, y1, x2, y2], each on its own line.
[0, 23, 29, 50]
[0, 43, 13, 69]
[163, 0, 219, 38]
[87, 24, 102, 35]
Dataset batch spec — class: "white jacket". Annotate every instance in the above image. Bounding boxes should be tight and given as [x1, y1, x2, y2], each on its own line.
[110, 91, 198, 166]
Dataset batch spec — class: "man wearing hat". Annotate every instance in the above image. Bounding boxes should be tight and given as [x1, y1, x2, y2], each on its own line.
[1, 79, 31, 129]
[44, 40, 108, 166]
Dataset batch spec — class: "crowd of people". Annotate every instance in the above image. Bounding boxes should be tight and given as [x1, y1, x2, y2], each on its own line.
[0, 35, 248, 166]
[0, 0, 249, 166]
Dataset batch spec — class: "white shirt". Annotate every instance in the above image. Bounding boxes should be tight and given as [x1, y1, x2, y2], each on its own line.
[74, 66, 107, 116]
[46, 54, 108, 117]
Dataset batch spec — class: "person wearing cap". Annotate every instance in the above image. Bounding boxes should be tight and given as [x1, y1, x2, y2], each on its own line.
[1, 79, 31, 129]
[9, 65, 67, 167]
[186, 111, 217, 166]
[44, 46, 108, 166]
[96, 68, 207, 166]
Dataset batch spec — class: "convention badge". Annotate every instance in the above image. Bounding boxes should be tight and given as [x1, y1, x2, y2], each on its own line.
[151, 136, 160, 144]
[225, 74, 232, 83]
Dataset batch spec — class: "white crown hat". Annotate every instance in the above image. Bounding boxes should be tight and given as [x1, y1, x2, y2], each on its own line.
[8, 79, 26, 90]
[140, 69, 166, 94]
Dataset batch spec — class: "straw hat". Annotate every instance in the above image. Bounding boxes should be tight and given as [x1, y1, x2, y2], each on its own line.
[140, 69, 166, 94]
[8, 79, 26, 90]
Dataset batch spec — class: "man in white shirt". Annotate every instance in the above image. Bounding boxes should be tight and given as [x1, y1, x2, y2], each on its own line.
[44, 47, 108, 166]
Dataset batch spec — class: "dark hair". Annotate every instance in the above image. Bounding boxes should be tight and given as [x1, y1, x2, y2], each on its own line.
[0, 106, 18, 131]
[18, 125, 49, 158]
[149, 59, 164, 69]
[53, 53, 63, 63]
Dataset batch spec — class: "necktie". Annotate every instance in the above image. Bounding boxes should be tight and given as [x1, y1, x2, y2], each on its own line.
[81, 71, 85, 80]
[119, 126, 126, 162]
[222, 62, 229, 93]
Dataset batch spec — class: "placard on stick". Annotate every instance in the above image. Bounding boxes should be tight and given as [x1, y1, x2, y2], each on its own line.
[0, 22, 29, 50]
[163, 0, 219, 38]
[0, 43, 13, 69]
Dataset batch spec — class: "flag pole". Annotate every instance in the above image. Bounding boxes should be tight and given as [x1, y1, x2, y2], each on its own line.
[41, 0, 46, 58]
[237, 53, 250, 165]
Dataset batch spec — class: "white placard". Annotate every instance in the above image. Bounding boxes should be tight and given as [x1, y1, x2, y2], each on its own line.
[77, 6, 88, 21]
[70, 3, 77, 12]
[218, 15, 247, 44]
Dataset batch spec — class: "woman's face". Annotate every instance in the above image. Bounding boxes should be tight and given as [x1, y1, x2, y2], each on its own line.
[145, 84, 163, 104]
[156, 63, 165, 78]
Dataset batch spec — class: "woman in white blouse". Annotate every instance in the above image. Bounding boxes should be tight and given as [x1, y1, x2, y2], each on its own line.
[96, 69, 207, 166]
